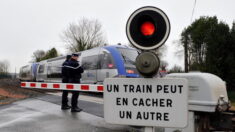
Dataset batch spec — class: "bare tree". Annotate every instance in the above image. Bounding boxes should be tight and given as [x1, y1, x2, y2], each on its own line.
[32, 50, 45, 62]
[61, 18, 107, 52]
[155, 44, 167, 59]
[0, 60, 10, 76]
[168, 65, 183, 73]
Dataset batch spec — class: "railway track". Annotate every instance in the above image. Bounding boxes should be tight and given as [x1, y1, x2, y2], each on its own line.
[228, 109, 235, 130]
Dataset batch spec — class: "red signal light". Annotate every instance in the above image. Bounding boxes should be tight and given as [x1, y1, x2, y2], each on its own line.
[126, 6, 171, 50]
[140, 21, 155, 36]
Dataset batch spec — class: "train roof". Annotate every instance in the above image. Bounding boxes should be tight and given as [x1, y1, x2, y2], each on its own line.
[47, 56, 66, 62]
[21, 65, 30, 68]
[20, 62, 39, 69]
[103, 45, 136, 50]
[38, 45, 136, 63]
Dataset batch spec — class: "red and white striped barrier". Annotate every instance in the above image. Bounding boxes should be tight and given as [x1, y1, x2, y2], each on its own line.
[21, 82, 104, 93]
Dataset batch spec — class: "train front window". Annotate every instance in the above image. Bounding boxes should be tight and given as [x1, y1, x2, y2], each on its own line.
[118, 48, 139, 75]
[99, 52, 116, 69]
[118, 48, 138, 65]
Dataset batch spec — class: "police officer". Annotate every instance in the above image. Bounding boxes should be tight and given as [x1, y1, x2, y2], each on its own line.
[67, 53, 84, 112]
[61, 55, 71, 110]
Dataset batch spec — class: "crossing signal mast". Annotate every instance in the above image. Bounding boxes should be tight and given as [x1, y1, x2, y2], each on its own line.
[19, 5, 233, 132]
[126, 6, 170, 77]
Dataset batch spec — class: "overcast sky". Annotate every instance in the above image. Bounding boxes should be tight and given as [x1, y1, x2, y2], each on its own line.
[0, 0, 234, 72]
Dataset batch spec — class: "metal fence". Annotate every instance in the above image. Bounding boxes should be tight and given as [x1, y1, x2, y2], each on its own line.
[0, 74, 11, 79]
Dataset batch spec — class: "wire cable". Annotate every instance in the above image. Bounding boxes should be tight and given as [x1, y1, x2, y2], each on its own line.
[191, 0, 197, 22]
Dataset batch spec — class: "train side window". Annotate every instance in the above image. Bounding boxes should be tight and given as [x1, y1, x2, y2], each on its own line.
[100, 53, 115, 69]
[47, 65, 62, 78]
[38, 65, 45, 73]
[82, 55, 98, 70]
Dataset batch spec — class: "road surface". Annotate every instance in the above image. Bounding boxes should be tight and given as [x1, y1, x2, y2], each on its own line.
[0, 93, 143, 132]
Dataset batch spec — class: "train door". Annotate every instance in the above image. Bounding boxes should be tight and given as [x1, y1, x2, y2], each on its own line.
[47, 60, 63, 83]
[36, 61, 47, 82]
[97, 49, 117, 84]
[46, 62, 52, 82]
[80, 48, 100, 84]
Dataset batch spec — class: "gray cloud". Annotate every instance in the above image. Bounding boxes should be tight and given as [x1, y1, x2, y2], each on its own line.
[0, 0, 234, 72]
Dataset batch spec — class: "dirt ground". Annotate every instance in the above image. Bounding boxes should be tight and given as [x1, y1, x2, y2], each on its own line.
[0, 79, 45, 105]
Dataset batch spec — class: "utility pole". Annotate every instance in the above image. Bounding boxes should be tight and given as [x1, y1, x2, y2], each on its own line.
[14, 67, 16, 79]
[184, 35, 189, 73]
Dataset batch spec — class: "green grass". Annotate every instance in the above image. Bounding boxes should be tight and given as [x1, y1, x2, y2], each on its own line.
[227, 91, 235, 106]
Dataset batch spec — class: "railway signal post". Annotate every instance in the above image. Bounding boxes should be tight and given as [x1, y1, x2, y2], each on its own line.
[104, 6, 189, 132]
[19, 6, 232, 132]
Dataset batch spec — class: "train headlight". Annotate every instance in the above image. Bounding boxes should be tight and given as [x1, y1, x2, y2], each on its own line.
[126, 69, 135, 74]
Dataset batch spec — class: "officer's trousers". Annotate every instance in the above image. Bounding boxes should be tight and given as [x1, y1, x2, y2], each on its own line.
[69, 78, 80, 108]
[62, 78, 69, 106]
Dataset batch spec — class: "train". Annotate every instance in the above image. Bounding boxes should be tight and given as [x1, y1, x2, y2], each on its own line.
[19, 45, 140, 84]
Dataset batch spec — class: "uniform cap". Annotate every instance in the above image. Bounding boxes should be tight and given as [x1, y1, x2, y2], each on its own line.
[72, 53, 79, 57]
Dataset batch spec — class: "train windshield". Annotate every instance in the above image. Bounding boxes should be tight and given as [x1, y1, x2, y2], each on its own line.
[118, 48, 138, 66]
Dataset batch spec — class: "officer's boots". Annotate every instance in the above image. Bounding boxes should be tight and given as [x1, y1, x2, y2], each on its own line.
[61, 104, 71, 110]
[71, 106, 83, 112]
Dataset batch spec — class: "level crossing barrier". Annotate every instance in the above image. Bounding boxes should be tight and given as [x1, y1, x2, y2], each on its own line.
[21, 82, 104, 92]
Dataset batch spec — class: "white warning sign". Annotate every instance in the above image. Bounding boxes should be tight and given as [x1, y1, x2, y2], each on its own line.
[104, 78, 188, 128]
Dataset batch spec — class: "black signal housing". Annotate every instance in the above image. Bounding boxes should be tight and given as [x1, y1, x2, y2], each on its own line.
[126, 6, 170, 50]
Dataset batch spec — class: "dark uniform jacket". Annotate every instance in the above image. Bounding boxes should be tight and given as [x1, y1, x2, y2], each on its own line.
[67, 58, 84, 83]
[61, 60, 69, 83]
